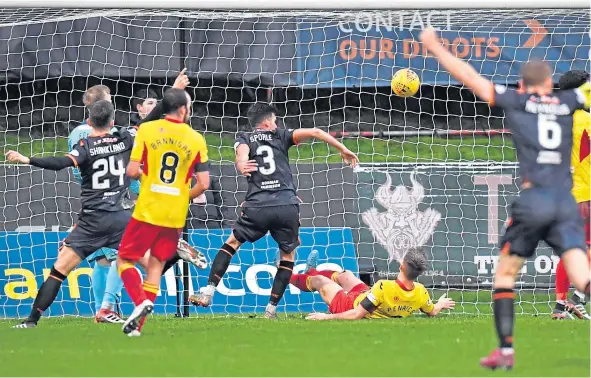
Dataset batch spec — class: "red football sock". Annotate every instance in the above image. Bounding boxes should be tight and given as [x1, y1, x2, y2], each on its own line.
[119, 263, 146, 306]
[290, 273, 312, 292]
[138, 283, 158, 332]
[555, 259, 570, 302]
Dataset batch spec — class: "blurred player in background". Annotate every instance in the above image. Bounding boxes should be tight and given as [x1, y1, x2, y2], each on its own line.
[299, 249, 455, 320]
[552, 70, 591, 320]
[420, 27, 591, 370]
[8, 101, 135, 328]
[118, 88, 210, 336]
[189, 103, 359, 318]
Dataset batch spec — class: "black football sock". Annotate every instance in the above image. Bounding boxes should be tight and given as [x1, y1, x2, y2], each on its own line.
[554, 302, 566, 312]
[493, 288, 515, 349]
[27, 267, 67, 324]
[208, 243, 236, 286]
[162, 255, 180, 274]
[269, 260, 295, 306]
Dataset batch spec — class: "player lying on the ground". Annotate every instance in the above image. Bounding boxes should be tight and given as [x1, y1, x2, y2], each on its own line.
[291, 249, 454, 320]
[420, 27, 591, 371]
[188, 103, 359, 318]
[7, 100, 135, 329]
[118, 88, 210, 336]
[552, 70, 591, 321]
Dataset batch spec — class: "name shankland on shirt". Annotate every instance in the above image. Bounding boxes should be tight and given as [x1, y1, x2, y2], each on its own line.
[89, 142, 126, 156]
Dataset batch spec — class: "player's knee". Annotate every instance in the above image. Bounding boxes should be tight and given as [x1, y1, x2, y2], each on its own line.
[279, 250, 295, 262]
[53, 246, 82, 275]
[310, 275, 330, 290]
[226, 233, 242, 251]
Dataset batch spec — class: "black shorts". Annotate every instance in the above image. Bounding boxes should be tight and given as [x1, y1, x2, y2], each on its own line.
[233, 204, 300, 253]
[63, 210, 132, 260]
[499, 188, 586, 258]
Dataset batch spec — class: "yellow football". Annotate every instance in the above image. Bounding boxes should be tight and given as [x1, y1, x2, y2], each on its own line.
[391, 69, 420, 97]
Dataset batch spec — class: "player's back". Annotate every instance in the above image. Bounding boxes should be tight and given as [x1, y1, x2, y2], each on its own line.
[493, 85, 587, 191]
[353, 279, 432, 319]
[70, 129, 134, 212]
[131, 118, 208, 228]
[236, 128, 298, 207]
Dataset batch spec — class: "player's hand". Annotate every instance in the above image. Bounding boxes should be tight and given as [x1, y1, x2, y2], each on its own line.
[306, 312, 330, 320]
[173, 68, 190, 90]
[340, 148, 359, 168]
[437, 294, 456, 310]
[419, 27, 439, 47]
[5, 150, 29, 165]
[236, 159, 258, 177]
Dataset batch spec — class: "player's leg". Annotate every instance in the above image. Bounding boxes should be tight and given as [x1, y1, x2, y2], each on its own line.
[265, 205, 301, 318]
[90, 255, 110, 315]
[334, 271, 368, 292]
[481, 190, 545, 370]
[553, 259, 573, 318]
[308, 275, 344, 305]
[190, 208, 265, 307]
[565, 201, 591, 319]
[124, 227, 180, 335]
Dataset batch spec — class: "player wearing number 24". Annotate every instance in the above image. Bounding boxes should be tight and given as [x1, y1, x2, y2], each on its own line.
[6, 100, 136, 329]
[420, 27, 591, 371]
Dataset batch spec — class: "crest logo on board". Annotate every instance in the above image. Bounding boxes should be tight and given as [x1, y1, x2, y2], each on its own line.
[361, 172, 441, 262]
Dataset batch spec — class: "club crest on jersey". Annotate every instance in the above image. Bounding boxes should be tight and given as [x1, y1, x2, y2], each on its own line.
[361, 172, 441, 262]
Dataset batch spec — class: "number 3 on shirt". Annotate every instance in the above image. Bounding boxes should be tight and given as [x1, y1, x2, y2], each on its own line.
[256, 145, 276, 175]
[160, 152, 179, 184]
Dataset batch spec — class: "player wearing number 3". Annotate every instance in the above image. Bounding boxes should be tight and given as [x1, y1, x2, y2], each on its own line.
[190, 103, 359, 318]
[117, 88, 210, 336]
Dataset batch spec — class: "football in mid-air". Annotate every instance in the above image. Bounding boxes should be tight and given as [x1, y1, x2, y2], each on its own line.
[391, 69, 420, 97]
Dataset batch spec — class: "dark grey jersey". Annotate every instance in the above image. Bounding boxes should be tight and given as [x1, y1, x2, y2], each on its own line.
[235, 128, 299, 207]
[68, 129, 134, 212]
[493, 85, 588, 190]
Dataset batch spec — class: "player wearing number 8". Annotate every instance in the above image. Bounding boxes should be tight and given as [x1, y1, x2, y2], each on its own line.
[117, 88, 210, 336]
[420, 27, 591, 371]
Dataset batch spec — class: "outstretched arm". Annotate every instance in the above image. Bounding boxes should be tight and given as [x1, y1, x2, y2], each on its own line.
[306, 304, 369, 320]
[5, 151, 75, 171]
[293, 128, 359, 167]
[420, 28, 494, 103]
[425, 294, 456, 317]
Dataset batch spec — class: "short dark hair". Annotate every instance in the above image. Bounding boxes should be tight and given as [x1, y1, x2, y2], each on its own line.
[521, 60, 552, 87]
[162, 88, 189, 115]
[88, 100, 114, 129]
[83, 85, 110, 106]
[247, 103, 278, 127]
[559, 70, 590, 90]
[132, 88, 159, 110]
[403, 248, 429, 281]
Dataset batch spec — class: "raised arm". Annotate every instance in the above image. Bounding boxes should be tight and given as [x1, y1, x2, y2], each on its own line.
[138, 69, 191, 126]
[292, 128, 359, 167]
[419, 28, 494, 104]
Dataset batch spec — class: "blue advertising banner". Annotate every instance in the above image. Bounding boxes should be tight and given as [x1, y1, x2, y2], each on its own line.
[297, 16, 590, 88]
[0, 228, 357, 318]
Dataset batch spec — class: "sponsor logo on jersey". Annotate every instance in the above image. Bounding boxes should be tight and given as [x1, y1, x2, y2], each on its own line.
[361, 171, 441, 262]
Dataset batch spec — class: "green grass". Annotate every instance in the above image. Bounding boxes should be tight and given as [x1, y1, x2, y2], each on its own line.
[0, 314, 588, 377]
[2, 133, 515, 163]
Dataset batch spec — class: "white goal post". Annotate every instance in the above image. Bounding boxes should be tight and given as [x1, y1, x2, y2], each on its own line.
[0, 4, 588, 319]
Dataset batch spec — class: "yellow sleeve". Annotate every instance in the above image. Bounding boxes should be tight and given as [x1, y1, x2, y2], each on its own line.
[365, 280, 385, 307]
[196, 132, 209, 164]
[577, 82, 591, 110]
[420, 289, 435, 313]
[130, 126, 146, 162]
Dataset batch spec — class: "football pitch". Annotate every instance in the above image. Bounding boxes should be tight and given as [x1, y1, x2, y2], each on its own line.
[0, 315, 589, 377]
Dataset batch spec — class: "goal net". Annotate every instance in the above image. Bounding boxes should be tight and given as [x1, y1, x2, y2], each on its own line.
[0, 8, 588, 318]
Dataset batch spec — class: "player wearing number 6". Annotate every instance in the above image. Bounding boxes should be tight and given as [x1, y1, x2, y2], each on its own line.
[420, 28, 591, 371]
[117, 88, 210, 336]
[189, 103, 359, 318]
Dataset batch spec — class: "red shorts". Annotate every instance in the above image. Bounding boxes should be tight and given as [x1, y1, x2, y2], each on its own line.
[579, 201, 590, 246]
[118, 218, 182, 262]
[328, 283, 370, 314]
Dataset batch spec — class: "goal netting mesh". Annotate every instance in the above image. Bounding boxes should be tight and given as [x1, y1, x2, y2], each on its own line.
[0, 8, 588, 318]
